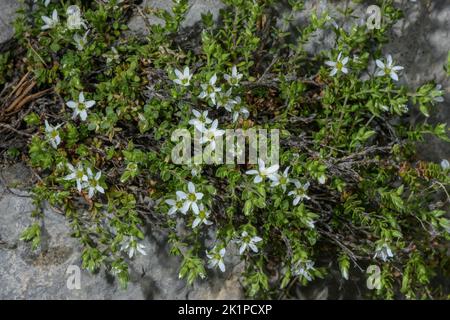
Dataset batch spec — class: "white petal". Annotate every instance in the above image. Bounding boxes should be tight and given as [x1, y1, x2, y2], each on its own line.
[174, 69, 183, 79]
[254, 175, 263, 184]
[191, 202, 199, 214]
[176, 191, 187, 199]
[375, 59, 384, 69]
[218, 261, 225, 272]
[390, 72, 399, 81]
[66, 101, 77, 109]
[192, 218, 200, 228]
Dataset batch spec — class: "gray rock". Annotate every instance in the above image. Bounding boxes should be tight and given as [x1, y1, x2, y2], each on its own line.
[0, 0, 20, 45]
[386, 0, 450, 161]
[0, 164, 243, 299]
[128, 0, 225, 36]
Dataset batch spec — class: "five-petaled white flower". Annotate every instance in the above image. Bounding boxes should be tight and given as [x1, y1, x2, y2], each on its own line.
[44, 120, 62, 149]
[440, 159, 449, 170]
[64, 163, 88, 192]
[235, 231, 262, 255]
[224, 65, 243, 86]
[199, 74, 221, 105]
[245, 158, 279, 184]
[85, 168, 105, 198]
[375, 54, 404, 81]
[225, 96, 249, 122]
[173, 66, 192, 87]
[41, 9, 59, 30]
[288, 180, 311, 205]
[192, 204, 213, 228]
[165, 194, 186, 216]
[66, 92, 96, 121]
[206, 246, 226, 272]
[270, 167, 290, 192]
[291, 260, 315, 281]
[373, 243, 394, 262]
[199, 119, 225, 151]
[188, 109, 212, 132]
[325, 52, 349, 76]
[73, 32, 88, 51]
[177, 182, 204, 214]
[120, 236, 147, 259]
[66, 5, 87, 30]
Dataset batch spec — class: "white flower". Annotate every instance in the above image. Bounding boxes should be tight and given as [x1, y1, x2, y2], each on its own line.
[120, 236, 147, 259]
[64, 163, 88, 192]
[34, 0, 51, 7]
[165, 194, 185, 216]
[317, 174, 326, 185]
[190, 165, 202, 177]
[104, 47, 120, 64]
[224, 65, 243, 86]
[373, 243, 394, 262]
[432, 84, 445, 103]
[173, 66, 192, 86]
[73, 32, 88, 51]
[325, 52, 349, 76]
[177, 182, 204, 214]
[440, 159, 450, 170]
[288, 180, 311, 205]
[66, 5, 87, 30]
[66, 92, 96, 121]
[292, 260, 315, 281]
[245, 158, 279, 184]
[215, 89, 235, 109]
[199, 74, 221, 105]
[192, 204, 213, 228]
[41, 9, 59, 30]
[85, 168, 105, 198]
[225, 96, 249, 122]
[206, 246, 226, 272]
[44, 120, 62, 149]
[188, 109, 212, 132]
[375, 54, 404, 81]
[235, 231, 262, 255]
[199, 119, 225, 150]
[270, 167, 290, 192]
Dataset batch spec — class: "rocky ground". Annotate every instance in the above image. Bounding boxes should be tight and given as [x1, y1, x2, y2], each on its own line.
[0, 0, 449, 299]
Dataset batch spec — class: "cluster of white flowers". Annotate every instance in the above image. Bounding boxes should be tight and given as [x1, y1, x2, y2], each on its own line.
[172, 65, 249, 123]
[64, 163, 105, 198]
[325, 52, 404, 82]
[206, 230, 263, 272]
[40, 5, 90, 51]
[165, 181, 264, 271]
[41, 5, 87, 31]
[246, 159, 312, 208]
[187, 109, 225, 151]
[165, 182, 212, 228]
